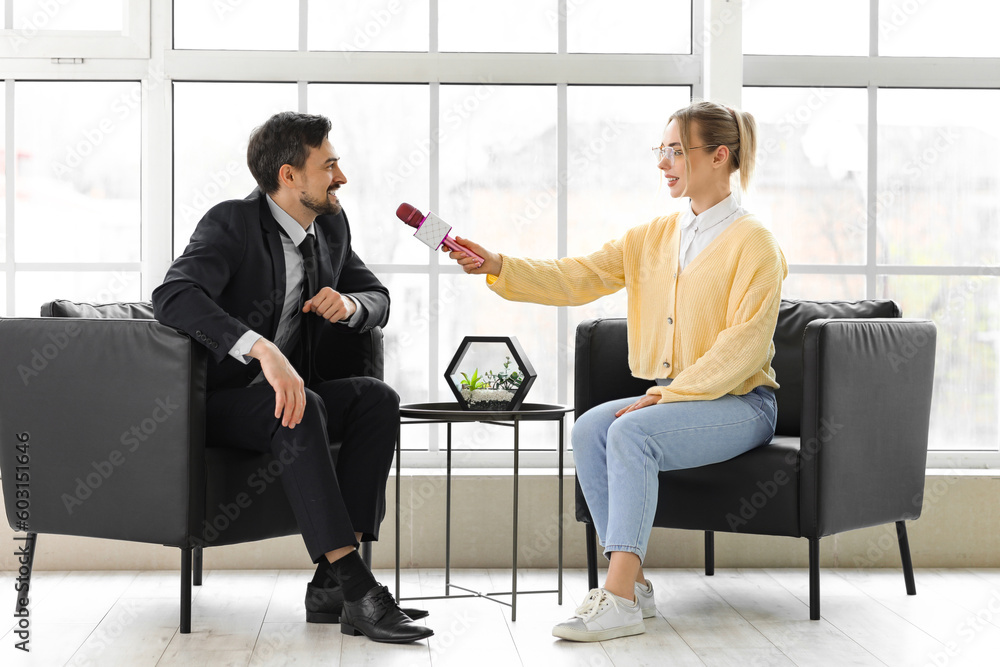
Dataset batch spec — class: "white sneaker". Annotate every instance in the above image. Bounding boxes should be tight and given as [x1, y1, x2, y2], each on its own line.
[635, 579, 656, 619]
[552, 588, 645, 642]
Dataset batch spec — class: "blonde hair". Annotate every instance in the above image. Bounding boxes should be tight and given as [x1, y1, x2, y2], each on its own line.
[668, 100, 757, 193]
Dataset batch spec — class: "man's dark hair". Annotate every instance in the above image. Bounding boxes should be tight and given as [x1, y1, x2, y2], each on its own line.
[247, 112, 332, 194]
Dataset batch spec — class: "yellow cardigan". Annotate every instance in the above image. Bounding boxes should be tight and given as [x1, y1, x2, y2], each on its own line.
[486, 213, 787, 403]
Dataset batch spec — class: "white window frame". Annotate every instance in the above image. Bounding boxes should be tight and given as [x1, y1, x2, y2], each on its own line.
[0, 0, 149, 58]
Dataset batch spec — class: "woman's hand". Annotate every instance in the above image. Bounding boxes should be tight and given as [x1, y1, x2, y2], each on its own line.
[615, 394, 660, 417]
[443, 236, 503, 276]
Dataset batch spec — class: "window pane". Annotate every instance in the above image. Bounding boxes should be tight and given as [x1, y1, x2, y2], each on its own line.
[567, 86, 690, 257]
[15, 271, 140, 317]
[15, 81, 140, 263]
[308, 84, 429, 264]
[565, 85, 689, 402]
[742, 87, 868, 266]
[13, 0, 123, 31]
[568, 0, 690, 54]
[878, 89, 999, 267]
[879, 275, 999, 451]
[439, 84, 557, 258]
[439, 0, 556, 53]
[880, 0, 1000, 57]
[382, 273, 430, 452]
[1, 82, 5, 256]
[781, 274, 866, 301]
[173, 82, 297, 258]
[174, 0, 297, 51]
[308, 0, 429, 52]
[744, 0, 868, 56]
[436, 84, 557, 449]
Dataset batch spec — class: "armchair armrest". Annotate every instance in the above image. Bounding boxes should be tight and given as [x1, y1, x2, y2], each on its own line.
[573, 318, 655, 523]
[574, 318, 654, 420]
[798, 318, 937, 537]
[0, 318, 208, 547]
[316, 325, 384, 382]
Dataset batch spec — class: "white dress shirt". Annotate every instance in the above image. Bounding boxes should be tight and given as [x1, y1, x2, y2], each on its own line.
[227, 195, 362, 375]
[677, 193, 747, 271]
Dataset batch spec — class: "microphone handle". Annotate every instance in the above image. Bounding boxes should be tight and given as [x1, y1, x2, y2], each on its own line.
[441, 234, 484, 266]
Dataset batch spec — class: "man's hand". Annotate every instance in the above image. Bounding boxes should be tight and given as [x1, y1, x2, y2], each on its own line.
[443, 236, 503, 276]
[304, 287, 357, 322]
[615, 394, 660, 418]
[248, 338, 305, 428]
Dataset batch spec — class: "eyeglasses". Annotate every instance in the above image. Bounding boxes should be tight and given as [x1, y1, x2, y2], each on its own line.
[652, 144, 720, 164]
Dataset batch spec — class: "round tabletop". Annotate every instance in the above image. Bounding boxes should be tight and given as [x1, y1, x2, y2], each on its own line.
[400, 402, 573, 422]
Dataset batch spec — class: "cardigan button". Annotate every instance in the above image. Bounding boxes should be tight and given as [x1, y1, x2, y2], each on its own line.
[667, 317, 673, 325]
[663, 362, 670, 368]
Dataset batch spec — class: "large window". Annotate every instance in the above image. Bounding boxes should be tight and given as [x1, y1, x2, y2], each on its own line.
[743, 2, 1000, 462]
[3, 1, 997, 467]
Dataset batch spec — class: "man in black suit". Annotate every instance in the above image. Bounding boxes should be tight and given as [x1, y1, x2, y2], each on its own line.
[152, 111, 432, 644]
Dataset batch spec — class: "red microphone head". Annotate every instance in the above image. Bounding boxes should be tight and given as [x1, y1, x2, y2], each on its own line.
[396, 203, 425, 228]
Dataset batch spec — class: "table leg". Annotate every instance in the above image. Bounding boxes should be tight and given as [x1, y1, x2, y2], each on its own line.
[395, 422, 401, 603]
[446, 422, 452, 597]
[558, 414, 564, 605]
[512, 415, 519, 622]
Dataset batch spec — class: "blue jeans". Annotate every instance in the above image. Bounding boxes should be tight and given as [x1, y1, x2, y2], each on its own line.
[572, 383, 777, 562]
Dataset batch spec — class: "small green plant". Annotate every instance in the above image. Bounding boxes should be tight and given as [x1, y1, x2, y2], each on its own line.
[460, 357, 523, 392]
[460, 369, 488, 391]
[484, 357, 523, 391]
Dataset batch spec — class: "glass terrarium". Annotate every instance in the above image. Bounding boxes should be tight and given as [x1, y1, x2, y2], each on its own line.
[444, 336, 537, 411]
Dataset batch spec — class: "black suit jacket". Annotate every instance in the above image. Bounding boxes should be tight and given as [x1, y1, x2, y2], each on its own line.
[152, 188, 389, 392]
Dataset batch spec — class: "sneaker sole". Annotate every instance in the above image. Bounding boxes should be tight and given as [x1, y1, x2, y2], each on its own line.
[641, 607, 656, 619]
[552, 620, 645, 642]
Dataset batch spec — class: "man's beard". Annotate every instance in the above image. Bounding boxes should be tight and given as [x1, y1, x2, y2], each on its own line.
[300, 189, 341, 216]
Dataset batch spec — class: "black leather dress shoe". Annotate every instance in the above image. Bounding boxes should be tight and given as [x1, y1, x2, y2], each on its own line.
[341, 584, 434, 643]
[305, 582, 345, 624]
[306, 583, 429, 623]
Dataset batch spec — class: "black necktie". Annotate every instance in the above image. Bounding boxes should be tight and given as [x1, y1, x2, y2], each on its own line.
[299, 234, 320, 303]
[298, 234, 320, 383]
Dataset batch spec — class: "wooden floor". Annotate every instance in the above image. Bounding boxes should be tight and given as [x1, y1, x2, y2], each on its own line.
[2, 568, 999, 666]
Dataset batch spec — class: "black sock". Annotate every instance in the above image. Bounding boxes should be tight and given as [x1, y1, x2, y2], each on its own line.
[328, 550, 378, 603]
[311, 558, 337, 588]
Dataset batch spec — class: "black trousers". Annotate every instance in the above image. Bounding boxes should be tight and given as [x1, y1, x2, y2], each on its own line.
[206, 377, 399, 563]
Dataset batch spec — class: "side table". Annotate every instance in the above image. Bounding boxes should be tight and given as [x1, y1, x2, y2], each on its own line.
[394, 402, 573, 621]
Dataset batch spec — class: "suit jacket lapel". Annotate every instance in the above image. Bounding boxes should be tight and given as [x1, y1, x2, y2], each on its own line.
[255, 192, 287, 342]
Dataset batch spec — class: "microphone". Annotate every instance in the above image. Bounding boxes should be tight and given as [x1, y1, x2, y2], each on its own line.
[396, 203, 484, 267]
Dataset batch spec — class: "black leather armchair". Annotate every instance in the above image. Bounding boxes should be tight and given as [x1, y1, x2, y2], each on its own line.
[0, 300, 383, 633]
[574, 299, 937, 619]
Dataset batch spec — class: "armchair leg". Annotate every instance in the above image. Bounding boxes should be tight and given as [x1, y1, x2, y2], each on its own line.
[192, 547, 203, 586]
[585, 523, 599, 591]
[361, 541, 373, 569]
[705, 531, 715, 576]
[809, 537, 820, 621]
[896, 521, 917, 596]
[13, 532, 36, 617]
[180, 548, 192, 634]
